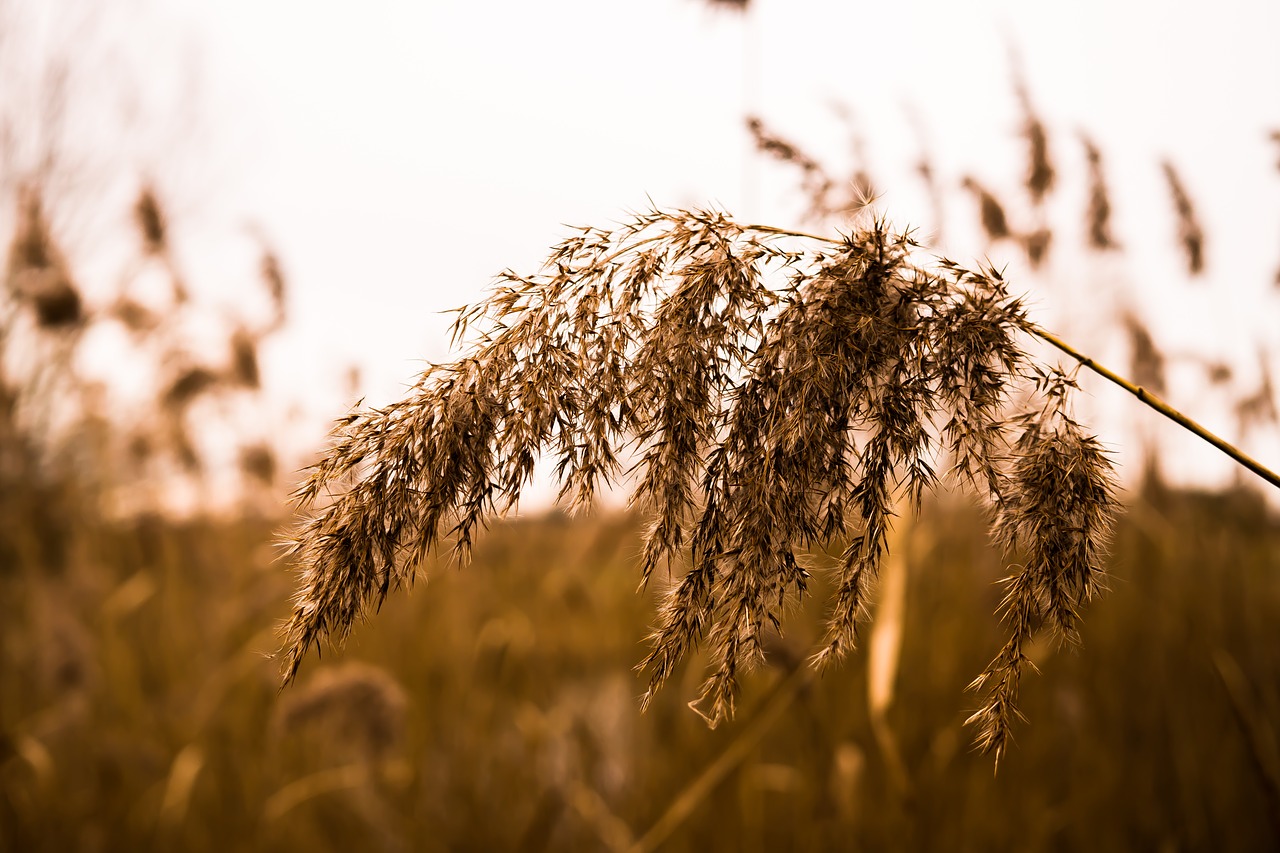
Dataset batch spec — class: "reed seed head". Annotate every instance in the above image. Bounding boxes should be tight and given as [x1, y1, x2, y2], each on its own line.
[1161, 160, 1205, 276]
[134, 186, 168, 256]
[278, 206, 1118, 759]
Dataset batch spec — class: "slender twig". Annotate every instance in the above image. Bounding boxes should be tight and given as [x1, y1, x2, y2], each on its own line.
[1029, 324, 1280, 492]
[628, 663, 817, 853]
[737, 227, 1280, 494]
[767, 225, 1280, 490]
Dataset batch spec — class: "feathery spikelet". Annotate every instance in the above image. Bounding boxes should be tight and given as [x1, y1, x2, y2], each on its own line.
[967, 369, 1117, 766]
[278, 207, 1119, 757]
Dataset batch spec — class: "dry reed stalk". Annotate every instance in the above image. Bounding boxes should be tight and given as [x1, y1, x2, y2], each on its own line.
[1033, 326, 1280, 493]
[629, 663, 817, 853]
[263, 763, 372, 821]
[276, 206, 1144, 758]
[830, 104, 878, 216]
[1212, 649, 1280, 837]
[157, 743, 204, 828]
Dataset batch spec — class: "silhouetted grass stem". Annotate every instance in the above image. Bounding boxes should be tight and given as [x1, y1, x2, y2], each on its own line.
[1030, 324, 1280, 491]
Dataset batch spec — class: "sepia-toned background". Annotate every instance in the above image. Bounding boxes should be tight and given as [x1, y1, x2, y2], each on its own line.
[2, 0, 1278, 849]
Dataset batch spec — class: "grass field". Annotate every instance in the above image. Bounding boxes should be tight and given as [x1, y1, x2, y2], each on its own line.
[2, 480, 1278, 852]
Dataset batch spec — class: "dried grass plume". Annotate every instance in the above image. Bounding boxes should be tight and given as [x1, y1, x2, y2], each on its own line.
[278, 207, 1120, 760]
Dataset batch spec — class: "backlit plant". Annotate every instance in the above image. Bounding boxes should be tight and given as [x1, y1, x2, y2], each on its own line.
[275, 206, 1197, 761]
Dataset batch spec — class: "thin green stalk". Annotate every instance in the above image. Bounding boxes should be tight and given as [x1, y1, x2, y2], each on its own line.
[1028, 323, 1280, 492]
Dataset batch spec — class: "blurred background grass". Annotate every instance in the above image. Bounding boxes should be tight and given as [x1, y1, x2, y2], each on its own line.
[3, 475, 1279, 851]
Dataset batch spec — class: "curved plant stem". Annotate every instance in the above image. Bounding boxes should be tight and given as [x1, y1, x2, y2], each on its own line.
[1028, 323, 1280, 492]
[628, 664, 818, 853]
[747, 224, 1280, 493]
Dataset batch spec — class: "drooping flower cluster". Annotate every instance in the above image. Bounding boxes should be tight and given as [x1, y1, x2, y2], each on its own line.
[279, 208, 1118, 757]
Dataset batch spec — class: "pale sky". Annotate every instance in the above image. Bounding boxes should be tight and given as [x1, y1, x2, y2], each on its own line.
[56, 0, 1280, 495]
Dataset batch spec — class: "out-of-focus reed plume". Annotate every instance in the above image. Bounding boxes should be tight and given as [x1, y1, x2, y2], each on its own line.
[1081, 134, 1120, 251]
[961, 177, 1012, 241]
[134, 185, 167, 257]
[1014, 74, 1055, 208]
[1122, 312, 1167, 396]
[1234, 349, 1279, 442]
[275, 662, 409, 763]
[746, 116, 835, 222]
[240, 443, 277, 487]
[5, 186, 82, 330]
[108, 297, 161, 337]
[1020, 228, 1052, 270]
[163, 366, 221, 412]
[132, 184, 189, 304]
[1272, 130, 1280, 287]
[747, 112, 876, 223]
[1161, 160, 1205, 276]
[260, 247, 287, 332]
[230, 328, 261, 389]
